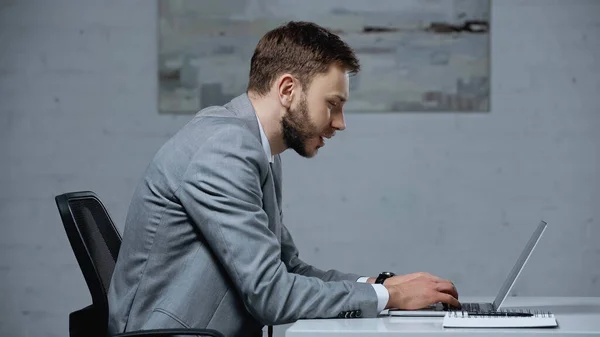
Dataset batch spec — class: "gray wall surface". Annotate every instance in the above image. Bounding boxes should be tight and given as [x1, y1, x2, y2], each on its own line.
[1, 0, 599, 336]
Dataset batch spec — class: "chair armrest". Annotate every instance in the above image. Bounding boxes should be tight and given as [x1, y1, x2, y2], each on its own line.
[114, 328, 224, 337]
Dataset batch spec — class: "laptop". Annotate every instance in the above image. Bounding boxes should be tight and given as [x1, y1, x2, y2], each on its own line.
[389, 220, 548, 317]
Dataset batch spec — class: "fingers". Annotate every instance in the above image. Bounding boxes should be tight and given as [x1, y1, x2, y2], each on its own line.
[388, 278, 461, 310]
[436, 292, 461, 308]
[410, 273, 460, 299]
[434, 280, 459, 299]
[451, 281, 459, 299]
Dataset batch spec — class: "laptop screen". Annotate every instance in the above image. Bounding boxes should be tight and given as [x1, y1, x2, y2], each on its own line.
[492, 220, 548, 310]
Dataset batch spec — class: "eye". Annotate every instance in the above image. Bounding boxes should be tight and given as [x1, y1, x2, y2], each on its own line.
[327, 100, 337, 109]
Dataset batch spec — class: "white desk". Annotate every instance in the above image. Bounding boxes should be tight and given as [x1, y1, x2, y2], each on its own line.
[285, 297, 600, 336]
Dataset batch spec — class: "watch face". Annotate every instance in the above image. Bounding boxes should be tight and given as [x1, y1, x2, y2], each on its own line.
[376, 272, 394, 284]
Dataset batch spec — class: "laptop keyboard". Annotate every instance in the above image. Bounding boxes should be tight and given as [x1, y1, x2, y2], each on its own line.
[456, 303, 481, 312]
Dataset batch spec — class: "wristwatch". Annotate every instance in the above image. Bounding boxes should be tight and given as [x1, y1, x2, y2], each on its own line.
[375, 271, 396, 284]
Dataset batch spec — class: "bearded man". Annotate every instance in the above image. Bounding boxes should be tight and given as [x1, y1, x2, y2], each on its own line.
[108, 21, 460, 337]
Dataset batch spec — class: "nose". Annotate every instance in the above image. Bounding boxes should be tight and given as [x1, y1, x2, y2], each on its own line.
[331, 111, 346, 131]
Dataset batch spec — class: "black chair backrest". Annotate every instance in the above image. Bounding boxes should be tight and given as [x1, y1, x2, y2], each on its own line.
[56, 191, 226, 337]
[55, 191, 122, 326]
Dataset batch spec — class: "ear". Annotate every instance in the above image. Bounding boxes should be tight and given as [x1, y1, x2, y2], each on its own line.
[276, 73, 296, 108]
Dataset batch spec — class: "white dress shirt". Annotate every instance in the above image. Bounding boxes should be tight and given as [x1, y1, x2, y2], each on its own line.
[255, 114, 389, 313]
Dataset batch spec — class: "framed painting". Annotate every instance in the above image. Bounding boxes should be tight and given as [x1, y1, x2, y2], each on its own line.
[158, 0, 489, 113]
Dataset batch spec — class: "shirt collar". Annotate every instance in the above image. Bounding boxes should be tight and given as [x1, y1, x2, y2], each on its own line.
[255, 113, 274, 163]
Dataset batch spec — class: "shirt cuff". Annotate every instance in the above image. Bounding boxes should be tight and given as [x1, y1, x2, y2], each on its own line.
[356, 276, 369, 283]
[356, 277, 389, 312]
[371, 284, 389, 313]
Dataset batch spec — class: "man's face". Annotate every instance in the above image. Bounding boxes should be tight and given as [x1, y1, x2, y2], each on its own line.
[282, 65, 349, 158]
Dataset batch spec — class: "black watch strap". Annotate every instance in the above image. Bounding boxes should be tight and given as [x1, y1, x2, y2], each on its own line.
[375, 271, 395, 284]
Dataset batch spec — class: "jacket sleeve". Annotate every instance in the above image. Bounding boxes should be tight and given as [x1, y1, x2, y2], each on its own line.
[176, 122, 378, 325]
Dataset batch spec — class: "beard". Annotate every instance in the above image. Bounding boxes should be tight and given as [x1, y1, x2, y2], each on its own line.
[281, 95, 320, 158]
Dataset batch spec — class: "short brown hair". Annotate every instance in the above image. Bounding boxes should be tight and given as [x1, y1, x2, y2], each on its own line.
[247, 21, 360, 95]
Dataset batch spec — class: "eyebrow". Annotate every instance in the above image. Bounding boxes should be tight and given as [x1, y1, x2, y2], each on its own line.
[328, 94, 347, 103]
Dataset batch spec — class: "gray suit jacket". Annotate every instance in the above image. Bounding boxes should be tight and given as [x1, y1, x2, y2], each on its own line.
[107, 93, 379, 337]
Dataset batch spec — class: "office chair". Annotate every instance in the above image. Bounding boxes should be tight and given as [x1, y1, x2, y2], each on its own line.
[55, 191, 224, 337]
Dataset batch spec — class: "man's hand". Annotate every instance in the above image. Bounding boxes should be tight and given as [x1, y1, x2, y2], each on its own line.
[383, 272, 460, 310]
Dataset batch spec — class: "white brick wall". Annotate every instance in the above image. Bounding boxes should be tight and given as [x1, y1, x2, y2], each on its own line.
[1, 1, 599, 336]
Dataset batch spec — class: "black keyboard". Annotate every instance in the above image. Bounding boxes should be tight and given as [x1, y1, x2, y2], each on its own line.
[460, 303, 481, 312]
[445, 303, 482, 312]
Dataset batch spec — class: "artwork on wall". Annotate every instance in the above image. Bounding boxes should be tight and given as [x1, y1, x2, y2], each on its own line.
[158, 0, 489, 114]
